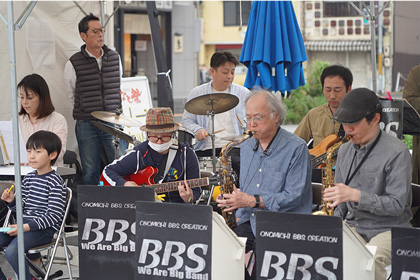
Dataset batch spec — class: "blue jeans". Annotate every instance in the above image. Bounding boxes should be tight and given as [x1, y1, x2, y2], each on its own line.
[76, 120, 116, 185]
[0, 227, 55, 280]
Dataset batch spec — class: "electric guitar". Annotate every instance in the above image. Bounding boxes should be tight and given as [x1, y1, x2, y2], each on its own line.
[99, 166, 217, 194]
[309, 134, 340, 168]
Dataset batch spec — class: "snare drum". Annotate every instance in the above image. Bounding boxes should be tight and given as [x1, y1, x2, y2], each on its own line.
[198, 157, 222, 171]
[176, 127, 196, 147]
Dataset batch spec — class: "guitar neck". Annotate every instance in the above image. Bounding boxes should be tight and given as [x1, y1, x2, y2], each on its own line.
[312, 148, 339, 168]
[150, 177, 210, 194]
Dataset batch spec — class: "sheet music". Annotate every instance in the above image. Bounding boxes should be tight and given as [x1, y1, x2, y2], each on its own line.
[0, 121, 28, 164]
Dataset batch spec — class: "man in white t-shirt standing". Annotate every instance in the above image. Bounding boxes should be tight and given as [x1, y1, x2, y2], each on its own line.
[182, 51, 250, 180]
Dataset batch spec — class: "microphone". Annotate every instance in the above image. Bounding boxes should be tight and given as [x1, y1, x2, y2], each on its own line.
[49, 270, 63, 279]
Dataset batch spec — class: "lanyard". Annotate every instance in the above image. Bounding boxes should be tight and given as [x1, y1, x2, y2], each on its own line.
[345, 130, 381, 185]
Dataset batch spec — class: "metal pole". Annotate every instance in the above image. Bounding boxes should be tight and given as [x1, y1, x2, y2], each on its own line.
[100, 0, 106, 30]
[377, 1, 383, 95]
[369, 1, 377, 93]
[146, 1, 174, 109]
[7, 1, 26, 278]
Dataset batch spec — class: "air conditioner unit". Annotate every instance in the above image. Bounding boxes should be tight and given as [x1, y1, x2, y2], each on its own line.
[384, 46, 390, 57]
[384, 57, 391, 67]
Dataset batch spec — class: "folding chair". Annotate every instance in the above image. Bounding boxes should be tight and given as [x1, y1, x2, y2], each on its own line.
[63, 150, 83, 222]
[311, 182, 323, 212]
[26, 187, 74, 280]
[3, 187, 73, 280]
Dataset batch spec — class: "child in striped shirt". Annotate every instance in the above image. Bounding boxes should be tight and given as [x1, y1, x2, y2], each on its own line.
[0, 130, 67, 280]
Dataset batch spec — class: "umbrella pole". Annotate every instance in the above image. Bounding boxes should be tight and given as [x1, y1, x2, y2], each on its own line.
[369, 1, 377, 93]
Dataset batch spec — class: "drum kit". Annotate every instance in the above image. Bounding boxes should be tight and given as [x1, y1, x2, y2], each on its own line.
[91, 93, 241, 174]
[91, 110, 142, 158]
[184, 93, 239, 174]
[183, 93, 243, 206]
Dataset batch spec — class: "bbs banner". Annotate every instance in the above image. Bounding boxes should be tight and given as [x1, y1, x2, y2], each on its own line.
[256, 212, 343, 280]
[135, 202, 212, 280]
[78, 185, 154, 279]
[379, 99, 404, 139]
[392, 227, 420, 279]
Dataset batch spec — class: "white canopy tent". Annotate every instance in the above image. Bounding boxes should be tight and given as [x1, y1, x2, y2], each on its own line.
[0, 1, 116, 277]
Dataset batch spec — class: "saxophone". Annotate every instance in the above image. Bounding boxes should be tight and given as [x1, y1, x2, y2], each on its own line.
[313, 136, 351, 216]
[219, 130, 253, 229]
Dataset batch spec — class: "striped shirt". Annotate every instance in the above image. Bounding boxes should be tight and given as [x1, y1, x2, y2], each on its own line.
[8, 170, 67, 232]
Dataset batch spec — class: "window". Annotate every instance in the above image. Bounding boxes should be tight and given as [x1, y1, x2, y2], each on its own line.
[323, 1, 370, 18]
[223, 1, 252, 26]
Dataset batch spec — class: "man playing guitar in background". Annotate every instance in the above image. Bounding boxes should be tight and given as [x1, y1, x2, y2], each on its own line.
[294, 65, 353, 181]
[294, 64, 353, 147]
[101, 107, 201, 203]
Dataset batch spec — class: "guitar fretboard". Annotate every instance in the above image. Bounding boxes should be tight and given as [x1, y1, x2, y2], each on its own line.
[151, 177, 210, 194]
[311, 149, 339, 168]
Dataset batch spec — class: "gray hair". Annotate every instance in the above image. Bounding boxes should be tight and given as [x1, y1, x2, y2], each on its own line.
[245, 89, 286, 126]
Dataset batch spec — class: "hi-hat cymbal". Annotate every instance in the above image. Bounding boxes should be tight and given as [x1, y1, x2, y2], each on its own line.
[92, 121, 135, 144]
[184, 93, 239, 115]
[91, 111, 142, 127]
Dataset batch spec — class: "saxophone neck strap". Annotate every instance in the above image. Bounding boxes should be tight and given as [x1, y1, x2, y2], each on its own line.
[344, 130, 381, 186]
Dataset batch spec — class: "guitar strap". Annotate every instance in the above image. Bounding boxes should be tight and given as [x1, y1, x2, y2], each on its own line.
[345, 130, 381, 185]
[158, 139, 179, 184]
[184, 148, 187, 181]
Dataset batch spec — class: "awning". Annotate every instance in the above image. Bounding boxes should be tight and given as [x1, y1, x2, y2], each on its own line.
[304, 40, 371, 52]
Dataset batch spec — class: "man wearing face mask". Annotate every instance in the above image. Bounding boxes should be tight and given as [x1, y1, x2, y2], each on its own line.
[102, 107, 201, 203]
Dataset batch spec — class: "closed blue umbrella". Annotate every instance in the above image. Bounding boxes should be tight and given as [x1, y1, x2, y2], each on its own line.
[240, 1, 307, 94]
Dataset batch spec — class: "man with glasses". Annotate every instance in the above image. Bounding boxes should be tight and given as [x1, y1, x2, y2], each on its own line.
[216, 90, 312, 279]
[64, 13, 123, 186]
[102, 108, 201, 204]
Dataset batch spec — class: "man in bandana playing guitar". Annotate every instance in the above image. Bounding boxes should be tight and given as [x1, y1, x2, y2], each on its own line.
[101, 107, 202, 203]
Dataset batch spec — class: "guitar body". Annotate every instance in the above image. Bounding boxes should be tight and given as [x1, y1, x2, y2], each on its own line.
[309, 134, 339, 168]
[99, 166, 158, 186]
[309, 134, 339, 157]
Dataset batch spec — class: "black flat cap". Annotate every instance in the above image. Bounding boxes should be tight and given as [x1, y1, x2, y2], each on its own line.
[332, 87, 381, 124]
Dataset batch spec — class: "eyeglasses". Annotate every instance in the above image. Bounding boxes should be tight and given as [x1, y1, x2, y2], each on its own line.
[148, 135, 172, 142]
[246, 115, 266, 124]
[90, 28, 104, 34]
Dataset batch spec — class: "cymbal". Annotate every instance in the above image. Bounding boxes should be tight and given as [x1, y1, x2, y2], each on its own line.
[91, 111, 142, 127]
[91, 121, 135, 144]
[184, 93, 239, 115]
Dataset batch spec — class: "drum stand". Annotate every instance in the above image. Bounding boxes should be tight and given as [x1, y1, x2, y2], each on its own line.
[207, 109, 217, 206]
[112, 137, 121, 160]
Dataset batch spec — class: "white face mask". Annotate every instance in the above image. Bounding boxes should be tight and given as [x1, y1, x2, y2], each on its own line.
[148, 140, 173, 153]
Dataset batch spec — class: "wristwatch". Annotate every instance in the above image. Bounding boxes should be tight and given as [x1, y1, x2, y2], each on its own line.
[254, 194, 260, 208]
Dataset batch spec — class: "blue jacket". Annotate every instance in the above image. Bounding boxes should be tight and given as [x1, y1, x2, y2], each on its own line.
[102, 141, 201, 203]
